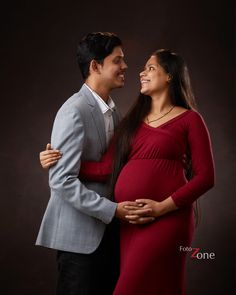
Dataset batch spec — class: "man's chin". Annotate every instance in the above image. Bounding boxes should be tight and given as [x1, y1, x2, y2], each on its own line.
[114, 81, 125, 89]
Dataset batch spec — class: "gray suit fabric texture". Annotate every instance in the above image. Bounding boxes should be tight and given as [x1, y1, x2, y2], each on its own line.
[36, 84, 121, 254]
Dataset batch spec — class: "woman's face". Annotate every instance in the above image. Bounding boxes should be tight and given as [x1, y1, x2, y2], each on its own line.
[140, 55, 170, 96]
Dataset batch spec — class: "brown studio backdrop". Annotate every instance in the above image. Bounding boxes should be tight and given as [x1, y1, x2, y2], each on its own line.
[0, 1, 235, 294]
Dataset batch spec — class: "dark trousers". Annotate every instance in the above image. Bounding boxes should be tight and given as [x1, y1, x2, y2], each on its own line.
[56, 220, 120, 295]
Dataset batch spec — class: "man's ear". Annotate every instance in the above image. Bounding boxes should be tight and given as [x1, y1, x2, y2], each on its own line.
[89, 60, 101, 74]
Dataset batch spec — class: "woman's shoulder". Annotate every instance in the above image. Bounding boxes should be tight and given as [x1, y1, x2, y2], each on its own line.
[173, 106, 188, 113]
[173, 106, 202, 118]
[170, 107, 206, 129]
[171, 107, 197, 120]
[186, 108, 204, 120]
[181, 108, 208, 130]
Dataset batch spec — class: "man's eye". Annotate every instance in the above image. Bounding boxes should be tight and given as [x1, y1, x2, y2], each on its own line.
[114, 59, 121, 64]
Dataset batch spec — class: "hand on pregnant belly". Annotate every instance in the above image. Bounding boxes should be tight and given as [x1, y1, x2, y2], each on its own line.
[115, 201, 156, 224]
[123, 197, 178, 224]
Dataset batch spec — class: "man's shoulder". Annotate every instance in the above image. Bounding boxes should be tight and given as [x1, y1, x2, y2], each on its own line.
[58, 85, 93, 114]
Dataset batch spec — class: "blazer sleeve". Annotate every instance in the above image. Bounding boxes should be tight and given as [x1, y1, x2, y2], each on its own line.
[171, 111, 215, 207]
[79, 137, 115, 182]
[49, 105, 117, 224]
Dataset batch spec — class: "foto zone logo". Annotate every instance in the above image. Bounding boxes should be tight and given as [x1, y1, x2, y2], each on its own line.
[179, 246, 216, 260]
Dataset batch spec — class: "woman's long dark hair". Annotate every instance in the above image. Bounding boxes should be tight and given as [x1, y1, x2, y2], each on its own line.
[111, 49, 200, 225]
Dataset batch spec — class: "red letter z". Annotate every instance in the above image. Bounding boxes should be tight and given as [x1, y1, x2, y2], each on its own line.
[191, 248, 200, 259]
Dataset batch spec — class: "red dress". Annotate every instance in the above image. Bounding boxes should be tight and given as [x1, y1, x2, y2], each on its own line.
[80, 110, 215, 295]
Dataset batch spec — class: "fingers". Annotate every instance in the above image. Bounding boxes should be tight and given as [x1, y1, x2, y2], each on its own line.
[123, 204, 144, 210]
[126, 208, 152, 216]
[125, 209, 153, 222]
[129, 217, 155, 225]
[40, 150, 61, 157]
[40, 154, 60, 165]
[135, 199, 151, 204]
[40, 153, 62, 169]
[39, 148, 62, 168]
[46, 143, 52, 150]
[123, 201, 141, 207]
[123, 200, 147, 210]
[39, 143, 62, 170]
[42, 160, 58, 169]
[125, 212, 153, 221]
[42, 156, 61, 163]
[41, 156, 61, 169]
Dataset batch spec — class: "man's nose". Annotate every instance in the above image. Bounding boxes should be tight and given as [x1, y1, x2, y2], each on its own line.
[122, 61, 128, 69]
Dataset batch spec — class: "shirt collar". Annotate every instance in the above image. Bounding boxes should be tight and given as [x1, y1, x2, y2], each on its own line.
[84, 83, 115, 114]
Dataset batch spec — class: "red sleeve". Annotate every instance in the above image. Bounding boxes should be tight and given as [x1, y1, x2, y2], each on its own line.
[79, 138, 115, 183]
[171, 111, 215, 207]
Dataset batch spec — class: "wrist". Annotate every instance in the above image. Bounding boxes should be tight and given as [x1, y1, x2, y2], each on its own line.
[155, 201, 167, 217]
[115, 203, 122, 219]
[160, 197, 178, 215]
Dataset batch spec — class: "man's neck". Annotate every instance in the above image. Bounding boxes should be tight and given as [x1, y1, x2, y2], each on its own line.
[85, 80, 110, 102]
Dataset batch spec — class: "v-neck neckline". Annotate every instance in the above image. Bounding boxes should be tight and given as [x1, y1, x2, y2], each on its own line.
[142, 110, 191, 130]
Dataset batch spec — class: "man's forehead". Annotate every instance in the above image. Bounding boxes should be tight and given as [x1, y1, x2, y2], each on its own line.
[111, 46, 124, 57]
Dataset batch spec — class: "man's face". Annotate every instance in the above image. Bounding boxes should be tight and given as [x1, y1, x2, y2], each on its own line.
[99, 46, 128, 90]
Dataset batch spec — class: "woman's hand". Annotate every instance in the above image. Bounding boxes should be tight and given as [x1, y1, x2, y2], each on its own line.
[124, 197, 178, 224]
[115, 201, 154, 223]
[39, 143, 62, 169]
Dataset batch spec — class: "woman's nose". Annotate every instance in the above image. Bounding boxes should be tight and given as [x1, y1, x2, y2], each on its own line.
[140, 71, 145, 77]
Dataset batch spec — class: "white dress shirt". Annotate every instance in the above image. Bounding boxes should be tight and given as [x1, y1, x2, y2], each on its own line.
[84, 84, 115, 146]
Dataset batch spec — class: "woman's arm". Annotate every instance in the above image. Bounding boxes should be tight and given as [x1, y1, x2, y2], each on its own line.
[39, 136, 115, 182]
[39, 139, 115, 182]
[170, 111, 215, 208]
[79, 139, 115, 182]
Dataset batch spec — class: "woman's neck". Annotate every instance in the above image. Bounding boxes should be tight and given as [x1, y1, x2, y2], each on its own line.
[150, 92, 173, 114]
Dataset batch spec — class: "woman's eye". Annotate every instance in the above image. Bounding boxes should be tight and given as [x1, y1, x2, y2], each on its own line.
[149, 67, 154, 71]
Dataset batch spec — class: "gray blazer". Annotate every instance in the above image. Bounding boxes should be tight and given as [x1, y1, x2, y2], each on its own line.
[36, 84, 121, 254]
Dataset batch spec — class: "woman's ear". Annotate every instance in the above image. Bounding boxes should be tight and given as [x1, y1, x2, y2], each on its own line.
[167, 74, 172, 83]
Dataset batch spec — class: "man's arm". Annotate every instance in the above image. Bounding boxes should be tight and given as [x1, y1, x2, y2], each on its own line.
[49, 106, 118, 224]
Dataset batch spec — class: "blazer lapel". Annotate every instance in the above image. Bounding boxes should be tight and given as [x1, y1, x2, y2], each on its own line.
[112, 107, 121, 128]
[80, 85, 107, 153]
[90, 106, 106, 153]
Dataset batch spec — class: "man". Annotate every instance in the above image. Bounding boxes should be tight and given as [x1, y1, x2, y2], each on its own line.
[36, 32, 153, 295]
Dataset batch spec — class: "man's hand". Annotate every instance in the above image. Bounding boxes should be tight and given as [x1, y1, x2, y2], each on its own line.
[39, 143, 62, 169]
[115, 201, 155, 224]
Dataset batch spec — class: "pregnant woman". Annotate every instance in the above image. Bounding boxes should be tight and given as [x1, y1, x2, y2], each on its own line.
[40, 49, 215, 294]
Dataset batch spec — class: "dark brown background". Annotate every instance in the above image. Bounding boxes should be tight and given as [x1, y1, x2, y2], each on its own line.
[1, 0, 235, 294]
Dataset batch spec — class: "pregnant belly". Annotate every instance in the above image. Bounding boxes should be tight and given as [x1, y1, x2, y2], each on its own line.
[114, 159, 187, 202]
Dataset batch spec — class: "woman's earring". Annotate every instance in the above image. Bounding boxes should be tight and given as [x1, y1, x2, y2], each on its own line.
[167, 74, 172, 83]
